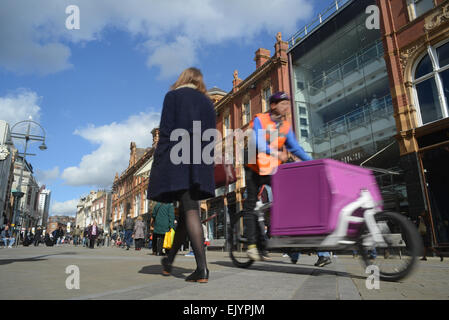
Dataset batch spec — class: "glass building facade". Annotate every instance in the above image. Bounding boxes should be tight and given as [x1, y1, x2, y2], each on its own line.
[288, 0, 407, 212]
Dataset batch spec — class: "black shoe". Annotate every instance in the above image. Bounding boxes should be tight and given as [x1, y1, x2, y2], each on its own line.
[420, 257, 427, 261]
[440, 256, 444, 262]
[315, 256, 332, 267]
[161, 257, 172, 276]
[291, 259, 298, 264]
[185, 269, 209, 283]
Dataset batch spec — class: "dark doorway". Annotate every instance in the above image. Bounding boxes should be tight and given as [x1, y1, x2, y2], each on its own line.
[422, 146, 449, 246]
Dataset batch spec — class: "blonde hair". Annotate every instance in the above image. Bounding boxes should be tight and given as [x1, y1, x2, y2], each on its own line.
[137, 216, 143, 221]
[171, 67, 207, 94]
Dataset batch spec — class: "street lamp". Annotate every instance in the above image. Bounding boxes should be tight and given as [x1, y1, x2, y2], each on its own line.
[10, 119, 47, 246]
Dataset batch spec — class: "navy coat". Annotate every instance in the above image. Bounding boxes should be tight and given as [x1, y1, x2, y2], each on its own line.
[147, 87, 216, 203]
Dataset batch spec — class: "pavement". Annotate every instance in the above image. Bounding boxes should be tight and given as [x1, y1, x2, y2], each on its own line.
[0, 245, 448, 300]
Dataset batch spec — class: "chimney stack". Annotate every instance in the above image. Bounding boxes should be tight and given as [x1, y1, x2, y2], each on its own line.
[254, 48, 271, 68]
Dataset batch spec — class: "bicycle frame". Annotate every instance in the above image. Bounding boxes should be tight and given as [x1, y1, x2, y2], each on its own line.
[253, 188, 388, 252]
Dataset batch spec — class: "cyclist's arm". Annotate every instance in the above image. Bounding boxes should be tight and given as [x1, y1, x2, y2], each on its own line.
[284, 129, 313, 161]
[252, 117, 272, 154]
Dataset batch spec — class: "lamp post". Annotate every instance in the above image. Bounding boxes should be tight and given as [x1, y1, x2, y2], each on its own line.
[10, 119, 47, 246]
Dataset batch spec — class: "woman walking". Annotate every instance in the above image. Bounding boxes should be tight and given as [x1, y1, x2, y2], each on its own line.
[134, 216, 145, 251]
[147, 67, 215, 283]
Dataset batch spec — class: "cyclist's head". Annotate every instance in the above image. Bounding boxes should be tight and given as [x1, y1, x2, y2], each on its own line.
[269, 91, 290, 116]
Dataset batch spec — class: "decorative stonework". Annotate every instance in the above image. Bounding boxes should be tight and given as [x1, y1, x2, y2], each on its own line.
[0, 144, 9, 161]
[424, 3, 449, 31]
[399, 42, 423, 75]
[276, 32, 282, 42]
[404, 81, 414, 88]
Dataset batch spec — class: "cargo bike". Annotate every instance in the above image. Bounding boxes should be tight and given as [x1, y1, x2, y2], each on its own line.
[227, 159, 423, 282]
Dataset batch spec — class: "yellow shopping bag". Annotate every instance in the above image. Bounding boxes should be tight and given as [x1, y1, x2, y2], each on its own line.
[163, 228, 175, 249]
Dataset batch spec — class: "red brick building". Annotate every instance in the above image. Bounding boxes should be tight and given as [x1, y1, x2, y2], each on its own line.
[204, 32, 296, 244]
[378, 0, 449, 249]
[111, 132, 158, 233]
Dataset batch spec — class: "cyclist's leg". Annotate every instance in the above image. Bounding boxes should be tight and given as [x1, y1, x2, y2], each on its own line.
[256, 175, 271, 254]
[289, 251, 301, 263]
[242, 167, 260, 247]
[315, 251, 332, 267]
[317, 252, 330, 257]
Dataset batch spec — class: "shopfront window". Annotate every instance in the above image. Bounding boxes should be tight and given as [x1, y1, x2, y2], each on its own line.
[413, 42, 449, 126]
[291, 1, 393, 163]
[209, 198, 226, 240]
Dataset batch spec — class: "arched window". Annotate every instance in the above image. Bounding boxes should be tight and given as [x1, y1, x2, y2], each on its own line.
[413, 41, 449, 126]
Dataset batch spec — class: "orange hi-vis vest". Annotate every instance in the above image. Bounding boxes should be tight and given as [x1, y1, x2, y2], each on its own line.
[246, 113, 291, 175]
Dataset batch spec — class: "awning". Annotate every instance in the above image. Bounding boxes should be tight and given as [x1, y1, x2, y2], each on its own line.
[134, 158, 153, 178]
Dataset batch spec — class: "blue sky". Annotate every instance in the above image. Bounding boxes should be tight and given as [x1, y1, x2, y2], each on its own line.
[0, 0, 332, 216]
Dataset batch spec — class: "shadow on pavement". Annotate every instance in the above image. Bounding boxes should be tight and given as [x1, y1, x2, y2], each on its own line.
[0, 252, 78, 266]
[138, 264, 196, 280]
[211, 260, 367, 280]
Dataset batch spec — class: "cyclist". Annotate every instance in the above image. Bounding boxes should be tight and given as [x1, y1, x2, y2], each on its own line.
[242, 91, 332, 267]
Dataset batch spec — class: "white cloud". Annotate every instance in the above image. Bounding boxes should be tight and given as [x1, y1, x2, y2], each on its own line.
[51, 199, 78, 217]
[0, 89, 42, 130]
[146, 36, 197, 80]
[1, 0, 314, 77]
[35, 166, 60, 185]
[61, 111, 161, 187]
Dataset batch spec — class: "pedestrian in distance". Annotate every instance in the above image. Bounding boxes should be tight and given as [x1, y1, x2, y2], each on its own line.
[151, 202, 175, 256]
[83, 226, 90, 247]
[148, 67, 216, 283]
[1, 225, 15, 248]
[44, 232, 53, 246]
[23, 228, 33, 247]
[417, 213, 444, 262]
[72, 225, 82, 246]
[134, 216, 145, 251]
[88, 221, 100, 249]
[34, 226, 42, 246]
[97, 228, 104, 247]
[124, 214, 135, 250]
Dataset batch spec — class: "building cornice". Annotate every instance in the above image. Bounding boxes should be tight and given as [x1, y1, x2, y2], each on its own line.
[113, 147, 154, 187]
[215, 56, 285, 113]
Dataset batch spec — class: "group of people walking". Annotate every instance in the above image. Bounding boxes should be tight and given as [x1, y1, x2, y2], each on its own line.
[71, 223, 105, 249]
[111, 202, 176, 255]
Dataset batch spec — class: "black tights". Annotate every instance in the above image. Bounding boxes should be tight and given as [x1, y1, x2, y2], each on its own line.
[167, 190, 207, 271]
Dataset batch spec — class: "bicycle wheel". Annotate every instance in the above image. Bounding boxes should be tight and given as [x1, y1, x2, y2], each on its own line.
[358, 211, 423, 282]
[228, 214, 254, 268]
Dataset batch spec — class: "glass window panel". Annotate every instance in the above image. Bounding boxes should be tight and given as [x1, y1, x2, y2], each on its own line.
[301, 129, 309, 138]
[440, 68, 449, 111]
[415, 54, 433, 79]
[437, 41, 449, 68]
[413, 0, 434, 17]
[416, 77, 443, 124]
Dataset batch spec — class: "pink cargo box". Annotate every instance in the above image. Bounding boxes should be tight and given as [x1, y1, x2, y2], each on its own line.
[270, 159, 382, 237]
